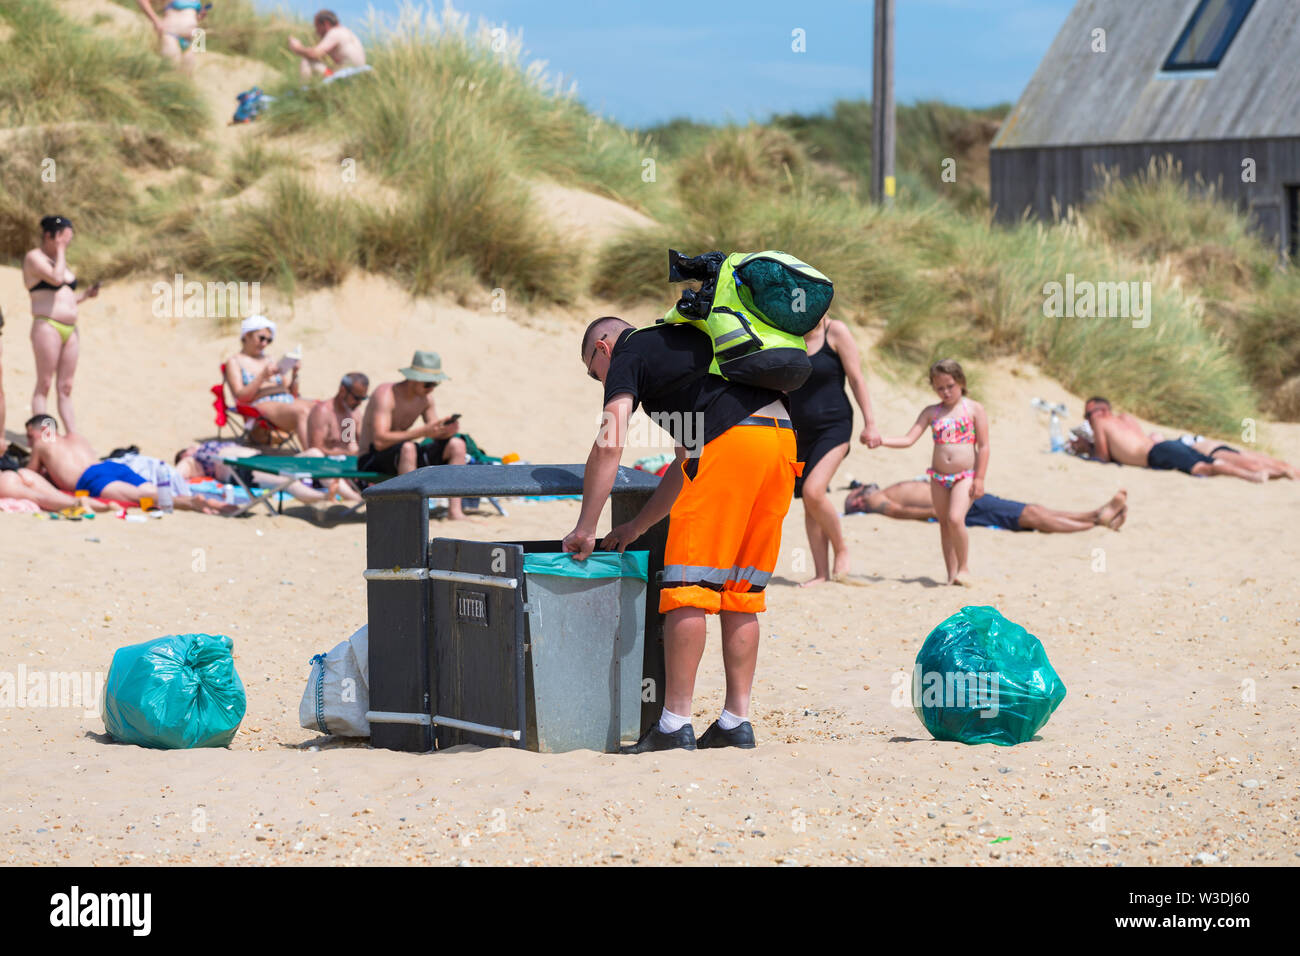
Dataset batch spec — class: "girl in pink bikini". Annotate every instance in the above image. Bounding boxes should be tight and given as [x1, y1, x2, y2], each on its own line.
[882, 359, 989, 585]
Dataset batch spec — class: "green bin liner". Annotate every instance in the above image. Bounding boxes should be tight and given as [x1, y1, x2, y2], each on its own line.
[523, 550, 648, 581]
[102, 633, 247, 749]
[913, 606, 1066, 746]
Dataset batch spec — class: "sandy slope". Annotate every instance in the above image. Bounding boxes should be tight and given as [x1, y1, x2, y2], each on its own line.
[1, 262, 1297, 866]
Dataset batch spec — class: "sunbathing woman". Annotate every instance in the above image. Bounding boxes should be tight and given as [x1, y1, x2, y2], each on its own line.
[23, 216, 99, 435]
[135, 0, 208, 69]
[225, 316, 317, 449]
[0, 465, 110, 513]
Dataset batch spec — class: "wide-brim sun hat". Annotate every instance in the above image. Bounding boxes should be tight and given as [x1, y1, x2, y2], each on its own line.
[400, 350, 450, 383]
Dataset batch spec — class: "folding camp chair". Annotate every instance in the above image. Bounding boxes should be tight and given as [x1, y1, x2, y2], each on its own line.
[221, 454, 383, 518]
[212, 363, 302, 451]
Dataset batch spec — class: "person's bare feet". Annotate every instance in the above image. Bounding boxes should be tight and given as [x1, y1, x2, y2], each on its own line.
[1096, 489, 1127, 529]
[800, 575, 831, 588]
[831, 549, 851, 580]
[1249, 469, 1268, 483]
[1106, 505, 1127, 531]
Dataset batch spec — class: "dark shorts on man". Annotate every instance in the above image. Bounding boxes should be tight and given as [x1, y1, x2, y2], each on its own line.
[1147, 440, 1213, 474]
[358, 438, 450, 476]
[964, 493, 1027, 532]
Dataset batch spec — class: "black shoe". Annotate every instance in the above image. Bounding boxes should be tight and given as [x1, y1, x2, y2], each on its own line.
[620, 723, 697, 754]
[697, 720, 756, 749]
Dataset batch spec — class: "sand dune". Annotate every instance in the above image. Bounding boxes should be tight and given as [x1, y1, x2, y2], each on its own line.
[1, 260, 1297, 865]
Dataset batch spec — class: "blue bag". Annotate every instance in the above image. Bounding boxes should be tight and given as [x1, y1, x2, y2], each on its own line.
[102, 633, 246, 749]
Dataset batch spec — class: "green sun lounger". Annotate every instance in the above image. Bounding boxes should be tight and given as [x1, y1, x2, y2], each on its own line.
[221, 455, 384, 518]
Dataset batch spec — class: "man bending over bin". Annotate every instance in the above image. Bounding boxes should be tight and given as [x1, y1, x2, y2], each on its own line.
[563, 317, 802, 753]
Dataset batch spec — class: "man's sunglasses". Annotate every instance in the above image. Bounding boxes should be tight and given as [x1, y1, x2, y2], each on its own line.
[586, 337, 605, 382]
[344, 389, 369, 405]
[255, 333, 273, 344]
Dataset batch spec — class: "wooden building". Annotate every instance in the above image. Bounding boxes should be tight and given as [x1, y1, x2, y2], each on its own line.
[991, 0, 1300, 256]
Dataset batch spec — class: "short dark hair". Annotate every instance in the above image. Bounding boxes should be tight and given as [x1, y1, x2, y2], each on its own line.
[581, 316, 631, 359]
[315, 9, 339, 27]
[25, 413, 57, 431]
[1085, 396, 1111, 408]
[40, 215, 72, 237]
[341, 372, 369, 390]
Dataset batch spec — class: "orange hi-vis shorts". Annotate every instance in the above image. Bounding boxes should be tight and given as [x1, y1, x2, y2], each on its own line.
[660, 418, 803, 615]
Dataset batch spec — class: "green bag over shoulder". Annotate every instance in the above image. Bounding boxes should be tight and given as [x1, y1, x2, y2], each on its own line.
[660, 249, 834, 392]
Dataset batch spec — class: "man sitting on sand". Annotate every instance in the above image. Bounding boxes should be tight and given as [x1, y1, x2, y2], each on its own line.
[289, 10, 366, 81]
[308, 372, 367, 455]
[1083, 397, 1266, 482]
[24, 415, 223, 513]
[357, 351, 470, 519]
[846, 479, 1127, 532]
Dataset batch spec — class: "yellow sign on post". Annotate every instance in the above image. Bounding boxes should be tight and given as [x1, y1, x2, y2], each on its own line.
[885, 175, 897, 198]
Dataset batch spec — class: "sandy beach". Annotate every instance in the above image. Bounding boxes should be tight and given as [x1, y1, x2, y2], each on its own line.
[2, 269, 1297, 866]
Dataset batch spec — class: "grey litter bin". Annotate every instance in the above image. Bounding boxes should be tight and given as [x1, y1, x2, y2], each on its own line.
[362, 463, 667, 754]
[519, 549, 647, 752]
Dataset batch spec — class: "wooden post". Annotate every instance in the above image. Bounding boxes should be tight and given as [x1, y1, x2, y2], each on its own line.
[871, 0, 896, 206]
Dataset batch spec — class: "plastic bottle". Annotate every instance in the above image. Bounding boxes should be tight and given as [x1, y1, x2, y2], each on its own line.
[1049, 413, 1065, 453]
[224, 483, 235, 506]
[158, 483, 174, 514]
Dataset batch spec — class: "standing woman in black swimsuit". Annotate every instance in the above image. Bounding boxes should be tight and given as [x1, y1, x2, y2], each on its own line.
[23, 216, 99, 435]
[788, 317, 881, 585]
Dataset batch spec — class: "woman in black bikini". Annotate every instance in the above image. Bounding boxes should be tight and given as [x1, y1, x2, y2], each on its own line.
[23, 216, 99, 436]
[788, 317, 881, 585]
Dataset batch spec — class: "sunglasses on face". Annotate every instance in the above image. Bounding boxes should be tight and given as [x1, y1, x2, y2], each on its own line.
[586, 338, 605, 382]
[255, 334, 273, 344]
[420, 382, 437, 391]
[345, 389, 368, 405]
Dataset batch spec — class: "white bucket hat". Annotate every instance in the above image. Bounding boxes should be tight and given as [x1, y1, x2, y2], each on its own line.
[240, 315, 277, 338]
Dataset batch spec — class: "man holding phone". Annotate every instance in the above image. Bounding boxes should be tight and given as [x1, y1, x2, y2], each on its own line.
[356, 350, 471, 519]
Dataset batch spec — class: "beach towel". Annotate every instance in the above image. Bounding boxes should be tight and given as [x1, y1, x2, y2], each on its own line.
[322, 64, 373, 84]
[0, 498, 42, 513]
[299, 625, 370, 737]
[112, 453, 189, 500]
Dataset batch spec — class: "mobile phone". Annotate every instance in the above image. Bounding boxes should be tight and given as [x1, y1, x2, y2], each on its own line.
[446, 413, 461, 423]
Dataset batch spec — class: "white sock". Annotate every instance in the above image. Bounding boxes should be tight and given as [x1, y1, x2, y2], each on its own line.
[657, 708, 688, 734]
[718, 708, 745, 730]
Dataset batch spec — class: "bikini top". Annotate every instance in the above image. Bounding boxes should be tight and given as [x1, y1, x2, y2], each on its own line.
[240, 364, 284, 387]
[167, 0, 204, 11]
[28, 276, 76, 293]
[931, 398, 975, 445]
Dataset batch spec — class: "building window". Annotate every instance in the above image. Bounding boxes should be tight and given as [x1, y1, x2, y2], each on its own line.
[1163, 0, 1256, 71]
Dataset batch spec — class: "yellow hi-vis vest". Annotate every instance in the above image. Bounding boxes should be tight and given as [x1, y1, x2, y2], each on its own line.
[660, 250, 833, 393]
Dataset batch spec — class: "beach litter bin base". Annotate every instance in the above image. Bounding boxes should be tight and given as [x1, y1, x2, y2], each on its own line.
[362, 463, 666, 754]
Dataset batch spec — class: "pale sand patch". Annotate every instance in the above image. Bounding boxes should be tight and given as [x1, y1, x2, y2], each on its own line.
[0, 271, 1297, 865]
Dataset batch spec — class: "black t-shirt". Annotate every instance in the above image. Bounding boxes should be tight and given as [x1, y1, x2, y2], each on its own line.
[602, 325, 785, 453]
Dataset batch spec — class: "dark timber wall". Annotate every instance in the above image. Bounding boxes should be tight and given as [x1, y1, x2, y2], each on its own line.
[990, 136, 1300, 254]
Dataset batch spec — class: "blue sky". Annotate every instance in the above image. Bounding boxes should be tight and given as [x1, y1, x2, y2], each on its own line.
[277, 0, 1076, 128]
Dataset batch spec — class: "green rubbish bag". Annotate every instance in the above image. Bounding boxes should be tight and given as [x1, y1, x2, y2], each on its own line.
[912, 606, 1066, 746]
[102, 633, 246, 749]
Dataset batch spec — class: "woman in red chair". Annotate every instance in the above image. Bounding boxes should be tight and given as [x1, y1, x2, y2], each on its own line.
[224, 316, 317, 449]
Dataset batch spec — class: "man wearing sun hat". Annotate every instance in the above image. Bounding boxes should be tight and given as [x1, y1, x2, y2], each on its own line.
[357, 350, 471, 519]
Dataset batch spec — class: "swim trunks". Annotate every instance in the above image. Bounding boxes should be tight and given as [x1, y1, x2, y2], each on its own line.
[1147, 440, 1213, 475]
[660, 419, 801, 615]
[75, 461, 148, 498]
[358, 438, 450, 476]
[965, 494, 1027, 532]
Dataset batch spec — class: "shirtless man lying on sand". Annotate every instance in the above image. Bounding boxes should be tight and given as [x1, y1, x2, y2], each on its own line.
[1083, 397, 1266, 482]
[24, 415, 223, 513]
[845, 479, 1127, 533]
